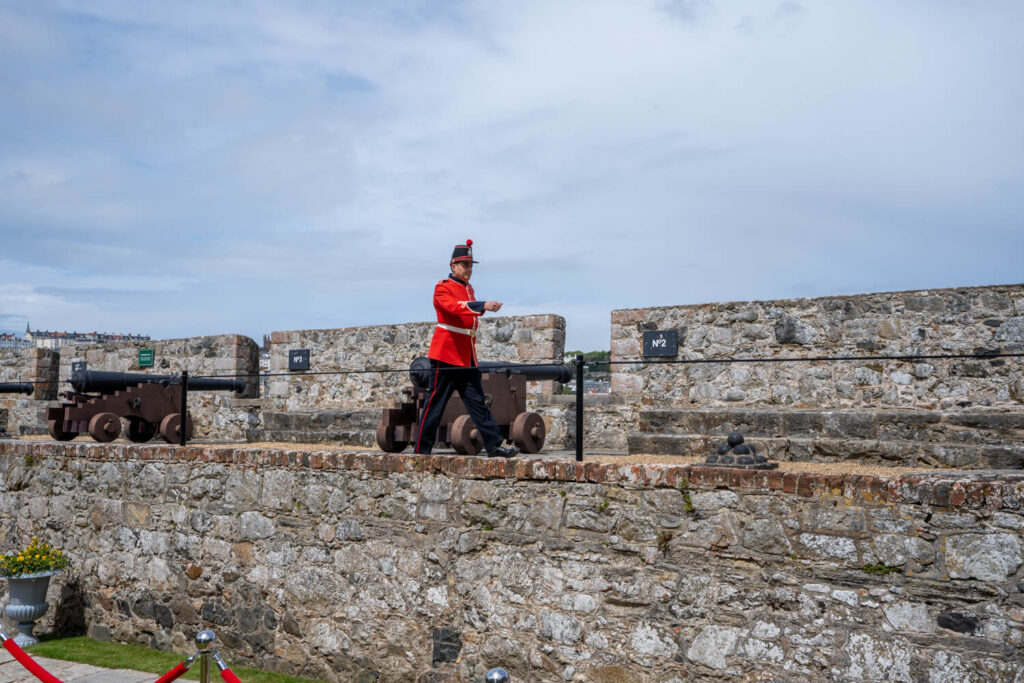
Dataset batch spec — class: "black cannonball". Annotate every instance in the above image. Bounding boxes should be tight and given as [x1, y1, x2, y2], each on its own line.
[727, 431, 744, 447]
[747, 443, 757, 455]
[754, 455, 768, 463]
[717, 443, 731, 455]
[733, 443, 751, 455]
[737, 456, 754, 465]
[719, 454, 734, 464]
[706, 454, 719, 463]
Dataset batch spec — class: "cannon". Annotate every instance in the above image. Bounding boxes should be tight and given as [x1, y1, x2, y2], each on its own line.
[46, 370, 246, 443]
[376, 358, 572, 455]
[0, 383, 34, 395]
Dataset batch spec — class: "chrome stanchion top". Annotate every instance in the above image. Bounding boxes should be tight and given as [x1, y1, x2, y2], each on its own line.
[485, 668, 510, 683]
[195, 629, 216, 650]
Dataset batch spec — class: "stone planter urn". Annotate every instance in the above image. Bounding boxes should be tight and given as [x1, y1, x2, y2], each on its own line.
[4, 570, 59, 647]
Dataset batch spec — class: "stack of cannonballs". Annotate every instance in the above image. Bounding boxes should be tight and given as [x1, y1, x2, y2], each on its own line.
[705, 431, 776, 469]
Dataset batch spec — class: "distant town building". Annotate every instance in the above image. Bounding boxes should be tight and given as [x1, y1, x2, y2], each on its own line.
[23, 323, 150, 350]
[565, 379, 611, 394]
[0, 333, 32, 349]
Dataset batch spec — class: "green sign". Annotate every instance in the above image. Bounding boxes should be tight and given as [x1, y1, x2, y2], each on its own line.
[138, 348, 154, 367]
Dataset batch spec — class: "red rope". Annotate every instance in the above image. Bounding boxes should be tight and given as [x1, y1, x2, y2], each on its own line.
[219, 667, 243, 683]
[2, 639, 63, 683]
[153, 662, 190, 683]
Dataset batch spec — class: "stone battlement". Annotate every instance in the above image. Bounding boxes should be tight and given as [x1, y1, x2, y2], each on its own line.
[1, 440, 1022, 681]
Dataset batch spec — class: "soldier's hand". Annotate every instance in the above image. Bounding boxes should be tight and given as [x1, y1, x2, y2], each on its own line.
[484, 301, 502, 312]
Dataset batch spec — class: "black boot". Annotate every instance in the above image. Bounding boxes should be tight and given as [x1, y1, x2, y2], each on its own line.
[487, 445, 519, 458]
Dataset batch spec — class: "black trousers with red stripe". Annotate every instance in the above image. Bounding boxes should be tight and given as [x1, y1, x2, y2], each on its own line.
[414, 360, 503, 454]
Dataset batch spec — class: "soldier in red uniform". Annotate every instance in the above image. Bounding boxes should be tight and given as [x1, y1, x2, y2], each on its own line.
[414, 240, 520, 457]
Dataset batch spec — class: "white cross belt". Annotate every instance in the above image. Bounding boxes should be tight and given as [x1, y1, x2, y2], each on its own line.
[437, 323, 476, 337]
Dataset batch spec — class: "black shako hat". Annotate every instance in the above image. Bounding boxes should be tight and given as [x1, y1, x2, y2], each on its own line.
[450, 239, 478, 264]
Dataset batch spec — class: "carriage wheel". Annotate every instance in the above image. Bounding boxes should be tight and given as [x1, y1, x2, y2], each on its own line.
[449, 415, 482, 455]
[126, 418, 158, 443]
[376, 422, 408, 452]
[510, 412, 546, 453]
[47, 419, 77, 441]
[88, 412, 122, 442]
[159, 413, 194, 443]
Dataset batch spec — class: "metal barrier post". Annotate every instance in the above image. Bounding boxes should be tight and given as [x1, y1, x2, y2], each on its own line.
[179, 370, 189, 447]
[195, 629, 215, 683]
[575, 354, 584, 462]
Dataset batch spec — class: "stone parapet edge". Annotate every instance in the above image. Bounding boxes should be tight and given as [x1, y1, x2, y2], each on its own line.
[2, 441, 1022, 511]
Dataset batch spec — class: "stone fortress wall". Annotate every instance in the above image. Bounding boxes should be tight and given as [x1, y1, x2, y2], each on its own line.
[266, 314, 565, 411]
[1, 316, 567, 446]
[5, 285, 1023, 452]
[611, 283, 1024, 408]
[599, 284, 1024, 454]
[0, 441, 1021, 682]
[261, 314, 566, 445]
[0, 347, 58, 436]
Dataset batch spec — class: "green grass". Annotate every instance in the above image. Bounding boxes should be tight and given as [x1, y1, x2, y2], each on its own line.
[28, 635, 323, 683]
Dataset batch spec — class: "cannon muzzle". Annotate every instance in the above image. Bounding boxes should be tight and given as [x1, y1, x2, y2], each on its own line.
[408, 357, 572, 389]
[479, 360, 573, 384]
[0, 383, 34, 395]
[71, 370, 246, 394]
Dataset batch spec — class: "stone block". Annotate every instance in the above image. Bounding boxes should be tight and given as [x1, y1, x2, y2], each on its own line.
[945, 533, 1022, 581]
[797, 533, 858, 563]
[686, 625, 741, 670]
[612, 373, 644, 394]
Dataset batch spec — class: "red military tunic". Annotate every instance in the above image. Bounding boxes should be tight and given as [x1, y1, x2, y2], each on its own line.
[427, 275, 485, 366]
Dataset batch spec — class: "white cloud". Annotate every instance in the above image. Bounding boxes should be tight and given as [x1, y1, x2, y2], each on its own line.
[1, 0, 1022, 349]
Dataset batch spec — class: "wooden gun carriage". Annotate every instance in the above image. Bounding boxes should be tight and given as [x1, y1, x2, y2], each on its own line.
[376, 358, 572, 455]
[47, 370, 245, 443]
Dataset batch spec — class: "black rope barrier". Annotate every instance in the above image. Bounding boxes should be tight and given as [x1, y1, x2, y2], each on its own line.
[591, 350, 1024, 367]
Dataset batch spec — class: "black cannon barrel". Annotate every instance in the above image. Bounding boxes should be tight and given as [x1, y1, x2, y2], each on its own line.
[188, 376, 247, 393]
[479, 360, 574, 384]
[71, 370, 246, 394]
[0, 383, 34, 395]
[409, 357, 572, 389]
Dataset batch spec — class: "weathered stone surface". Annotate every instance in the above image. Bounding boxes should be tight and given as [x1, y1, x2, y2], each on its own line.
[687, 625, 742, 669]
[238, 512, 275, 539]
[608, 285, 1024, 429]
[995, 317, 1024, 342]
[774, 315, 816, 345]
[540, 611, 581, 644]
[2, 442, 1024, 683]
[882, 601, 934, 633]
[868, 534, 934, 567]
[945, 533, 1022, 581]
[843, 632, 912, 682]
[742, 519, 793, 555]
[798, 533, 858, 563]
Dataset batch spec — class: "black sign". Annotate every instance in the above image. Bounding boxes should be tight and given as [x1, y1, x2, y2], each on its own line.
[642, 330, 678, 357]
[288, 349, 310, 371]
[71, 360, 87, 375]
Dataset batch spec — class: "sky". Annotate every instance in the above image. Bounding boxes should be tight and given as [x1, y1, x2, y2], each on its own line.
[1, 1, 1022, 351]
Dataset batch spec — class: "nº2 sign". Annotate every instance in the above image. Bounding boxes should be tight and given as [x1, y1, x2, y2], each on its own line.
[642, 330, 678, 357]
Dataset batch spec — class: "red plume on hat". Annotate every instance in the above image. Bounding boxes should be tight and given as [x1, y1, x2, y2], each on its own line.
[451, 239, 478, 263]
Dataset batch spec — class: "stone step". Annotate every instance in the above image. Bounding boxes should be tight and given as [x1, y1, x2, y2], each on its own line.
[255, 428, 377, 447]
[637, 408, 1024, 445]
[261, 409, 379, 432]
[626, 433, 1024, 469]
[257, 410, 380, 446]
